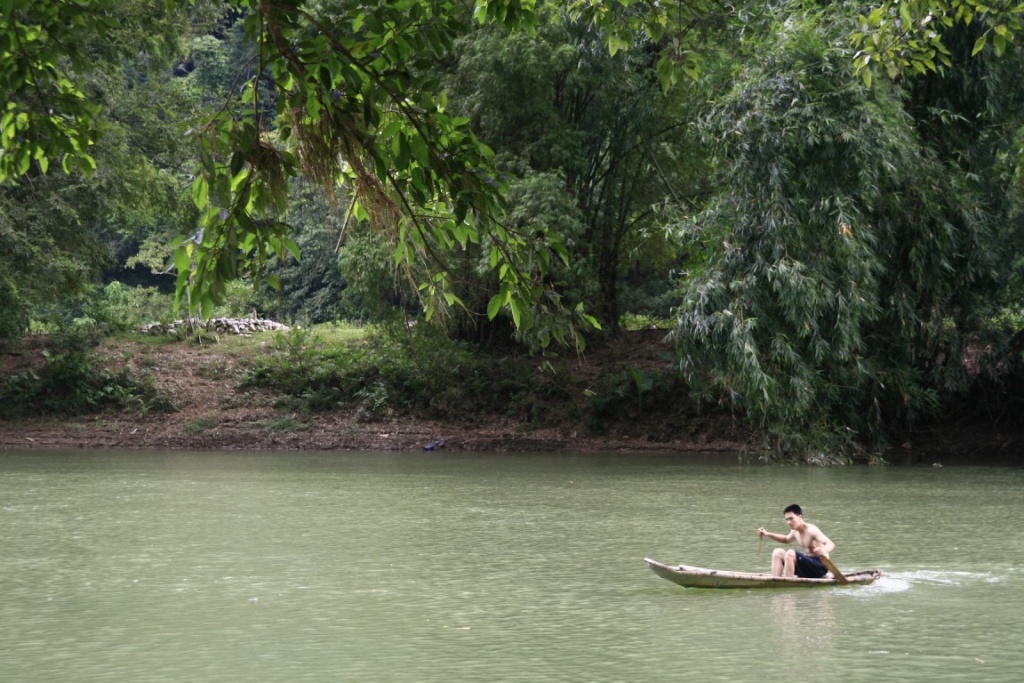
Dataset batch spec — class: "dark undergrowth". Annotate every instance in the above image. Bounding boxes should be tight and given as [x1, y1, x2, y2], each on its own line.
[0, 331, 177, 419]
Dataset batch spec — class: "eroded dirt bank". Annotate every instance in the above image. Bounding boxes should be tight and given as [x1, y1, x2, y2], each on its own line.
[0, 330, 758, 454]
[1, 330, 1019, 463]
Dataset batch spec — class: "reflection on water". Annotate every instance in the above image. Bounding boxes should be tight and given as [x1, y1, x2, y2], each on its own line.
[0, 451, 1022, 683]
[767, 590, 837, 649]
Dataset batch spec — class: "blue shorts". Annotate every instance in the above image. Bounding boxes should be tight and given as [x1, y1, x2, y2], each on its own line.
[795, 552, 828, 578]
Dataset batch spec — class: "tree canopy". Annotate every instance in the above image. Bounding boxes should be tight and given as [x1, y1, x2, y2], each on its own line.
[3, 0, 603, 346]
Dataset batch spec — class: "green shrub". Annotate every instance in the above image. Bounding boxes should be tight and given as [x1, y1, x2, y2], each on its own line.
[29, 282, 175, 338]
[0, 331, 176, 418]
[241, 323, 536, 418]
[96, 282, 176, 332]
[619, 313, 673, 331]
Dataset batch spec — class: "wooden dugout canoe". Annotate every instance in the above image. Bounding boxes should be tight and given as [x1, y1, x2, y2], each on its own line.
[645, 558, 882, 589]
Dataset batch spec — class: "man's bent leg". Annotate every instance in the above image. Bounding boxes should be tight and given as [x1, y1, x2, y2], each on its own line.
[782, 549, 797, 577]
[771, 548, 786, 576]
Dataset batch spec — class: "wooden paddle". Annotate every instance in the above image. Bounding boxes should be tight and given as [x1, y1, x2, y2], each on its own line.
[819, 556, 850, 585]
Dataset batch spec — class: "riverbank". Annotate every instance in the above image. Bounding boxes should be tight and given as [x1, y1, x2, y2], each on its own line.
[0, 329, 760, 455]
[0, 409, 756, 453]
[0, 329, 1019, 462]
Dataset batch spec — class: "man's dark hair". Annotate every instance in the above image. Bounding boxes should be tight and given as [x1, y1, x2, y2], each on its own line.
[784, 504, 803, 516]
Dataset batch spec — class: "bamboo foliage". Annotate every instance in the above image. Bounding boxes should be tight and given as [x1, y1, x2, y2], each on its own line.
[671, 11, 995, 455]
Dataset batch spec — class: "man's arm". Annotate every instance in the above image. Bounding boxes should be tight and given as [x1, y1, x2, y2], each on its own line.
[809, 525, 836, 557]
[758, 527, 794, 544]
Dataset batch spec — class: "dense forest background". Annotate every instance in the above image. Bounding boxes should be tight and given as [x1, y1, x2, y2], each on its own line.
[3, 0, 1024, 461]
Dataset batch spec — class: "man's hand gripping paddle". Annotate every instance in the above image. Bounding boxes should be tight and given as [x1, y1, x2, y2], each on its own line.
[819, 556, 850, 585]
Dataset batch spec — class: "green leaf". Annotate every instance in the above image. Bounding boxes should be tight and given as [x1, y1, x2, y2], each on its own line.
[993, 32, 1008, 56]
[77, 153, 96, 176]
[510, 298, 527, 328]
[972, 33, 987, 56]
[174, 245, 192, 276]
[487, 294, 503, 320]
[191, 176, 209, 210]
[410, 133, 430, 167]
[283, 238, 301, 262]
[899, 2, 913, 28]
[200, 292, 214, 319]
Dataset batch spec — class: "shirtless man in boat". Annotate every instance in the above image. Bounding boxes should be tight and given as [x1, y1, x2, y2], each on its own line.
[757, 504, 835, 578]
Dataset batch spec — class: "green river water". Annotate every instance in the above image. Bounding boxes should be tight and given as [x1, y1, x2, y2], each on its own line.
[1, 450, 1021, 682]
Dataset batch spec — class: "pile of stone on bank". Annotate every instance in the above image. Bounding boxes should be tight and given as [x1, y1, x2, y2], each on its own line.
[141, 317, 290, 336]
